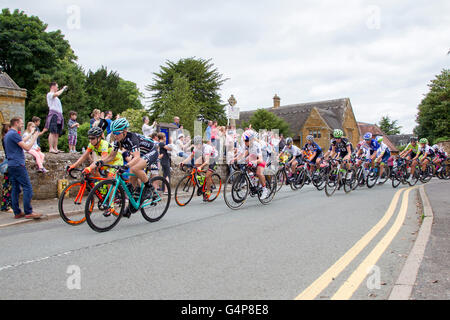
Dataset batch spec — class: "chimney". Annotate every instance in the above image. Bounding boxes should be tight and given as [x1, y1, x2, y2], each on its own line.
[273, 94, 280, 108]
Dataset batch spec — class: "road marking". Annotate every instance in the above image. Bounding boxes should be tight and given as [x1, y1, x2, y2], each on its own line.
[331, 187, 414, 300]
[295, 187, 406, 300]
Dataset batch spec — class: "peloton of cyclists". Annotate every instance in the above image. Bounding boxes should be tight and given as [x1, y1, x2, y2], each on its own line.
[408, 138, 435, 182]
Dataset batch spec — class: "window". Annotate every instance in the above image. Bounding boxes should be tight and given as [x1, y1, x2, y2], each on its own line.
[309, 130, 322, 139]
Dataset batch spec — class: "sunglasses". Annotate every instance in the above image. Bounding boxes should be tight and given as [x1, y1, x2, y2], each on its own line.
[88, 136, 99, 140]
[113, 131, 123, 135]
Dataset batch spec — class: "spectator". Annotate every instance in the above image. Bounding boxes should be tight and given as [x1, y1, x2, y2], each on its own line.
[31, 116, 45, 148]
[157, 132, 171, 195]
[142, 116, 157, 137]
[67, 111, 80, 153]
[175, 133, 190, 159]
[4, 117, 41, 219]
[22, 122, 48, 173]
[173, 116, 181, 129]
[104, 110, 113, 135]
[205, 120, 212, 142]
[45, 82, 67, 154]
[90, 109, 108, 133]
[1, 124, 12, 213]
[149, 132, 160, 189]
[279, 134, 286, 151]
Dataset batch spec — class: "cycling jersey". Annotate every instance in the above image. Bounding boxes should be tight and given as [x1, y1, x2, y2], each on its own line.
[112, 132, 157, 155]
[87, 139, 123, 166]
[282, 145, 302, 158]
[303, 142, 322, 154]
[418, 145, 435, 157]
[364, 139, 380, 155]
[331, 138, 351, 157]
[192, 144, 219, 159]
[376, 142, 391, 163]
[404, 142, 419, 154]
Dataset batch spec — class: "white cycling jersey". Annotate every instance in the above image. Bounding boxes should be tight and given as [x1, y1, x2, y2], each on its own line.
[282, 145, 302, 158]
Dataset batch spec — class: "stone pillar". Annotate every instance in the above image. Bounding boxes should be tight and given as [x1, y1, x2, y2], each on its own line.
[273, 94, 281, 108]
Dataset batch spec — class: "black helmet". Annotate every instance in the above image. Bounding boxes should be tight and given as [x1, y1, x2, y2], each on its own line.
[410, 136, 417, 142]
[88, 126, 103, 137]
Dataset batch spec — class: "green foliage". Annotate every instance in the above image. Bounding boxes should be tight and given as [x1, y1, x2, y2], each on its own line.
[379, 115, 402, 135]
[243, 109, 291, 137]
[157, 75, 199, 134]
[0, 8, 76, 95]
[415, 69, 450, 142]
[147, 57, 228, 124]
[433, 136, 449, 144]
[120, 108, 148, 133]
[85, 66, 144, 116]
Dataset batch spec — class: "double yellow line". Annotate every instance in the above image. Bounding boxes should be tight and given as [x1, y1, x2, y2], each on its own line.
[295, 186, 415, 300]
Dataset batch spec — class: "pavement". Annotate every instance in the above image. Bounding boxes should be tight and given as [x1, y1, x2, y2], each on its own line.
[0, 198, 61, 228]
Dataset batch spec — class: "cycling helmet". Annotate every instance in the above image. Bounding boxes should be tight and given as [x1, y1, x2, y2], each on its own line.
[193, 135, 203, 145]
[419, 138, 428, 144]
[286, 137, 293, 145]
[87, 126, 103, 137]
[376, 135, 383, 143]
[363, 132, 373, 140]
[243, 130, 256, 142]
[410, 136, 417, 142]
[110, 118, 129, 132]
[333, 129, 344, 138]
[306, 135, 314, 142]
[432, 144, 439, 150]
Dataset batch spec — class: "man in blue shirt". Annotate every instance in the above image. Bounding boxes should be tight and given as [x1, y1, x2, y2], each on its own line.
[4, 117, 42, 219]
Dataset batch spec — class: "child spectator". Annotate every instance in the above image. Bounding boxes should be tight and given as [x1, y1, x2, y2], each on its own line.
[22, 122, 48, 173]
[31, 116, 45, 148]
[68, 111, 80, 153]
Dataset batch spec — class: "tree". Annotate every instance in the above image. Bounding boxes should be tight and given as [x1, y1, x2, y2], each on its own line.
[120, 108, 148, 133]
[0, 8, 76, 95]
[146, 57, 228, 124]
[85, 66, 144, 117]
[378, 115, 402, 135]
[157, 75, 199, 135]
[242, 109, 291, 137]
[415, 69, 450, 142]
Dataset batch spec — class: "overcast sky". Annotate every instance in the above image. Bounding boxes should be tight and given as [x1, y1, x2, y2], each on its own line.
[4, 0, 450, 133]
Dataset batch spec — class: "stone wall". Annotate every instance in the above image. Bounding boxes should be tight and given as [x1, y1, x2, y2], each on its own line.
[0, 87, 27, 151]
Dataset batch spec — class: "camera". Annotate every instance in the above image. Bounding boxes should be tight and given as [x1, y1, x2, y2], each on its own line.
[196, 114, 210, 124]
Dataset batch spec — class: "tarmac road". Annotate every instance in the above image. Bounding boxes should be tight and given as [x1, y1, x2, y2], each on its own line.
[0, 181, 430, 300]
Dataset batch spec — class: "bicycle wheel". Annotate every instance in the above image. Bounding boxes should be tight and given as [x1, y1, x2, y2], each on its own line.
[174, 174, 196, 207]
[59, 181, 90, 225]
[206, 173, 222, 202]
[325, 169, 339, 197]
[85, 180, 125, 233]
[224, 171, 248, 210]
[408, 168, 420, 186]
[141, 176, 171, 222]
[275, 169, 286, 193]
[366, 167, 378, 188]
[420, 164, 433, 183]
[258, 174, 277, 205]
[344, 168, 356, 193]
[352, 167, 363, 190]
[391, 167, 402, 188]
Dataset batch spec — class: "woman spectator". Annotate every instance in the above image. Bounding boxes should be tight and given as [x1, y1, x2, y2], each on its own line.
[157, 132, 172, 195]
[22, 122, 48, 173]
[142, 116, 157, 138]
[1, 124, 12, 213]
[90, 109, 108, 133]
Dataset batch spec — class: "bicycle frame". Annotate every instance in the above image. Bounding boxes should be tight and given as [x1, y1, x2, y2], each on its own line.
[102, 172, 162, 210]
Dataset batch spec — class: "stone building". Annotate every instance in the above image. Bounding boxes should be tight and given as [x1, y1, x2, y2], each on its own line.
[237, 95, 361, 150]
[0, 72, 27, 150]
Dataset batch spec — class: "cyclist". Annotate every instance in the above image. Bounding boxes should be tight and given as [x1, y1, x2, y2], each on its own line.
[233, 130, 270, 199]
[280, 137, 303, 182]
[432, 144, 447, 171]
[302, 135, 323, 170]
[327, 129, 353, 169]
[180, 136, 219, 201]
[67, 126, 123, 177]
[100, 117, 159, 200]
[409, 138, 434, 181]
[374, 135, 391, 181]
[399, 137, 419, 161]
